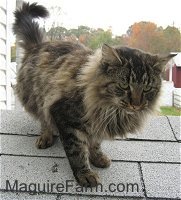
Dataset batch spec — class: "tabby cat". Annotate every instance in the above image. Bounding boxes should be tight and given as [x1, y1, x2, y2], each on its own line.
[13, 2, 174, 187]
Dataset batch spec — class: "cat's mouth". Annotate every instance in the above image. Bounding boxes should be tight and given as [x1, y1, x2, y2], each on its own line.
[120, 101, 148, 112]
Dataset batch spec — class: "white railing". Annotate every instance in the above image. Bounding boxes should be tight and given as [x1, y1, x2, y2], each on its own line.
[173, 88, 181, 108]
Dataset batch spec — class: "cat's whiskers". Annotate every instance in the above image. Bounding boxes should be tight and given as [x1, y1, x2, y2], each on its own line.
[102, 108, 118, 135]
[94, 106, 116, 136]
[92, 110, 107, 132]
[94, 107, 114, 131]
[102, 108, 117, 135]
[92, 106, 113, 127]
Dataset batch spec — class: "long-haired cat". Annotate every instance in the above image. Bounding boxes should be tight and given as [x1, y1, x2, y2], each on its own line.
[13, 2, 174, 187]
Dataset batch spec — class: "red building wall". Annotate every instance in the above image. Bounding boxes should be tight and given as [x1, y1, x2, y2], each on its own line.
[172, 64, 181, 88]
[165, 64, 181, 88]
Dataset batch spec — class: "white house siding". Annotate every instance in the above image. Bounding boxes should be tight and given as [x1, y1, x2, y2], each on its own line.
[0, 0, 11, 109]
[160, 81, 174, 107]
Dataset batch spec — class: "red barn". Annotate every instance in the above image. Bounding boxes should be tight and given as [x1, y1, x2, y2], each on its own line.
[165, 53, 181, 88]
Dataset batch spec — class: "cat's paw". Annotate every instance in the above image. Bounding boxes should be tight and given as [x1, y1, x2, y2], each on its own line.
[35, 134, 53, 149]
[75, 170, 100, 187]
[90, 154, 111, 168]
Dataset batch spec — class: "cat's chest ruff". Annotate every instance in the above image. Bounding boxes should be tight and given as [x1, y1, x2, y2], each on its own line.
[88, 107, 143, 138]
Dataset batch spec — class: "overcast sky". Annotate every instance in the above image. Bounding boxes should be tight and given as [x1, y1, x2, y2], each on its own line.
[10, 0, 181, 42]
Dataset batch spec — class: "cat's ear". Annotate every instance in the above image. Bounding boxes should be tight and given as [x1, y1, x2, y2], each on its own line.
[102, 44, 123, 64]
[153, 54, 176, 72]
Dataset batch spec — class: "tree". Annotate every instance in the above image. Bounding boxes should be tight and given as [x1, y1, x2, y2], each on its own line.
[47, 26, 68, 40]
[87, 29, 116, 49]
[162, 26, 181, 54]
[45, 20, 180, 53]
[126, 21, 164, 53]
[125, 22, 180, 54]
[68, 26, 91, 38]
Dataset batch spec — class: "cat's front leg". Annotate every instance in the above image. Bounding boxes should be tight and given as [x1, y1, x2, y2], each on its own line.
[61, 128, 100, 187]
[89, 140, 111, 168]
[36, 121, 54, 149]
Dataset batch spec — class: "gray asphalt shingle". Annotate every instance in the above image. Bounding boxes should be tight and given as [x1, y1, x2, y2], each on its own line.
[102, 140, 180, 163]
[141, 163, 181, 199]
[127, 116, 176, 141]
[0, 110, 40, 136]
[0, 135, 180, 163]
[0, 135, 65, 157]
[167, 116, 181, 141]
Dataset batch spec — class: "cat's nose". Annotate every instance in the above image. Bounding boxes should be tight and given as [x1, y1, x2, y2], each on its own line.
[130, 95, 142, 109]
[131, 105, 141, 110]
[130, 87, 143, 108]
[131, 98, 142, 107]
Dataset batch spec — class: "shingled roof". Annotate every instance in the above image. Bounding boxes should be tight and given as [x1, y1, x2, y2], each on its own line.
[0, 110, 180, 199]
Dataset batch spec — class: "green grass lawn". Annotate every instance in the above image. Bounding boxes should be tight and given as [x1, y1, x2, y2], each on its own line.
[160, 106, 181, 116]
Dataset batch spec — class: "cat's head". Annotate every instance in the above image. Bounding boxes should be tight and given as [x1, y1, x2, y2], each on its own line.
[86, 44, 174, 113]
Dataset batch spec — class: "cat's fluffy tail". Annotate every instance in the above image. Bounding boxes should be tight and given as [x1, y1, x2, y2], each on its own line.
[13, 2, 49, 51]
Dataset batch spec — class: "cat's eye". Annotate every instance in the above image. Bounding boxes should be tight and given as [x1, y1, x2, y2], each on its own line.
[115, 86, 125, 96]
[143, 85, 152, 92]
[119, 83, 129, 90]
